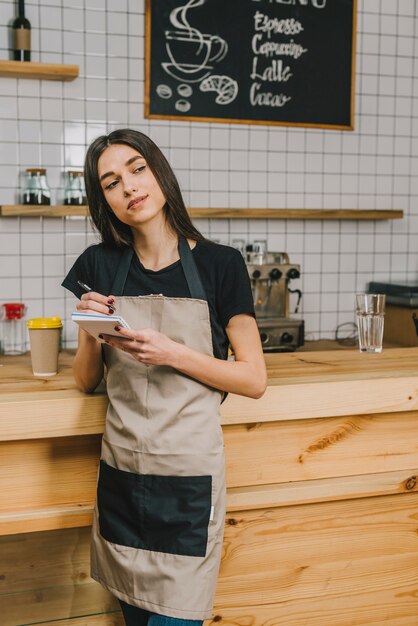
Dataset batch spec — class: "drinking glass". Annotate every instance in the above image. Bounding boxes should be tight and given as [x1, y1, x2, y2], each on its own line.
[355, 293, 385, 353]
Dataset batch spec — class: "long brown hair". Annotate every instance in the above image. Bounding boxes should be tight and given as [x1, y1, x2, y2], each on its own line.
[84, 128, 203, 247]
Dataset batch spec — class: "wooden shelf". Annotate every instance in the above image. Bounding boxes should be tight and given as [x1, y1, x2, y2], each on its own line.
[0, 205, 404, 220]
[0, 505, 94, 536]
[0, 60, 78, 81]
[188, 208, 404, 220]
[1, 204, 87, 217]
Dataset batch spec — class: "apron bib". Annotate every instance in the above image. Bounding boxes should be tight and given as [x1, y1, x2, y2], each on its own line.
[91, 238, 226, 620]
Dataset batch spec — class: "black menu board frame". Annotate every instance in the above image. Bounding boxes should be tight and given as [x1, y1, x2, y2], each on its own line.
[145, 0, 357, 130]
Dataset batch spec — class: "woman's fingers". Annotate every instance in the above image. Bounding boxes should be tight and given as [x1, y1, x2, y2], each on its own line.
[102, 327, 177, 367]
[115, 327, 149, 342]
[77, 291, 116, 315]
[100, 335, 144, 359]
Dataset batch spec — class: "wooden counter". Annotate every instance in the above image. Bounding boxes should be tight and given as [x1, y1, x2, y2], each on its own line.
[1, 349, 418, 625]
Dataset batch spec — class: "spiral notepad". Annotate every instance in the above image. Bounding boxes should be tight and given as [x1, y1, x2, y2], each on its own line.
[71, 312, 131, 342]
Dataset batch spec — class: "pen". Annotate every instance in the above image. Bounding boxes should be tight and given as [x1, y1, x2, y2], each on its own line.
[77, 280, 115, 312]
[77, 280, 92, 292]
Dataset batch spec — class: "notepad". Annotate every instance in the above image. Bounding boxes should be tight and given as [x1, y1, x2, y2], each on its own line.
[71, 312, 131, 342]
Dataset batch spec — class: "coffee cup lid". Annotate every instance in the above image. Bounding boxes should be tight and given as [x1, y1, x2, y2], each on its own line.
[27, 316, 62, 329]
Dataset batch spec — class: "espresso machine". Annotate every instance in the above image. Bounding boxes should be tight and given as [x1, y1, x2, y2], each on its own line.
[245, 244, 304, 352]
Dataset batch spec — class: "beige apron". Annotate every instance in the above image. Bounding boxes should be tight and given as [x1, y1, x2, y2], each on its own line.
[90, 238, 226, 619]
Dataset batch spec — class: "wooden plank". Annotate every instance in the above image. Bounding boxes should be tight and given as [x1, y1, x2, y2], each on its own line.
[0, 582, 118, 626]
[221, 491, 418, 575]
[0, 60, 79, 81]
[0, 391, 108, 441]
[188, 208, 404, 220]
[222, 376, 418, 425]
[224, 413, 418, 487]
[227, 469, 418, 511]
[0, 204, 88, 216]
[210, 594, 418, 626]
[217, 550, 418, 610]
[0, 527, 118, 624]
[0, 205, 403, 220]
[0, 504, 94, 536]
[263, 347, 418, 383]
[0, 527, 92, 591]
[0, 436, 101, 514]
[217, 493, 418, 605]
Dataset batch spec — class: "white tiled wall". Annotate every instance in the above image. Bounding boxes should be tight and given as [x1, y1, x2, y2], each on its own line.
[0, 0, 417, 346]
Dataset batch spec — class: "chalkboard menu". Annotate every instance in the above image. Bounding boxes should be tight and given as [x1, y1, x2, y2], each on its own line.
[145, 0, 356, 129]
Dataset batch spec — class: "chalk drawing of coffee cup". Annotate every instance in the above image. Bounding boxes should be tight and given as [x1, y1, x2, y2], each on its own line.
[163, 30, 228, 83]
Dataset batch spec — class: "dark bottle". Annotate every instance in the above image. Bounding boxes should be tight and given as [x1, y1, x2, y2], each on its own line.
[12, 0, 31, 62]
[64, 170, 87, 206]
[22, 168, 51, 206]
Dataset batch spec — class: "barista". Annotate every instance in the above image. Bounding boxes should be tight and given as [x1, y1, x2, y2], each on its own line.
[62, 129, 267, 626]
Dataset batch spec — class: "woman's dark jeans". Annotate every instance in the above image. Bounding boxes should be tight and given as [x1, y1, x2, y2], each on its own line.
[119, 600, 204, 626]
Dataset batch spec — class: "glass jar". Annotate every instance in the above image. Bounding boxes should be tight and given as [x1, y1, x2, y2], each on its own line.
[231, 238, 246, 256]
[22, 168, 51, 205]
[246, 240, 268, 264]
[0, 302, 27, 355]
[64, 170, 86, 206]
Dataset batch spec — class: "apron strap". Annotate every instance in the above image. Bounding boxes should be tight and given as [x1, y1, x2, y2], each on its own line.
[178, 237, 207, 301]
[179, 237, 227, 401]
[110, 246, 134, 295]
[109, 239, 207, 300]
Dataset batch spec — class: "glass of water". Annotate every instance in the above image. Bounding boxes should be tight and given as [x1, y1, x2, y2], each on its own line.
[355, 294, 386, 353]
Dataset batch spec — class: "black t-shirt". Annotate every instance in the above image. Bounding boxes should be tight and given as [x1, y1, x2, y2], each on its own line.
[62, 239, 255, 359]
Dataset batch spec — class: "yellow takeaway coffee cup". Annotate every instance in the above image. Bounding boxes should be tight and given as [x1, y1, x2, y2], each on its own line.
[27, 316, 62, 376]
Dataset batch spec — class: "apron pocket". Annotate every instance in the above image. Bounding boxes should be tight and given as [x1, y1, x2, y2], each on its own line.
[143, 474, 212, 557]
[97, 460, 211, 557]
[97, 460, 146, 549]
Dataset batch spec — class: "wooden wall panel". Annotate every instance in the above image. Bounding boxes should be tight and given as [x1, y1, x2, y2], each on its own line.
[218, 492, 418, 588]
[2, 412, 417, 520]
[222, 377, 418, 424]
[0, 583, 118, 626]
[223, 412, 418, 487]
[1, 493, 417, 625]
[210, 594, 418, 626]
[0, 436, 101, 512]
[0, 528, 92, 592]
[0, 528, 119, 625]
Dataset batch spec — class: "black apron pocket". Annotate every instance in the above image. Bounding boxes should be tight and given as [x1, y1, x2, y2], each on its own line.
[143, 474, 212, 557]
[97, 460, 146, 549]
[97, 460, 212, 557]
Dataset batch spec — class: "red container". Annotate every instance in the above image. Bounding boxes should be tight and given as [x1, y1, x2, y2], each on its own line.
[2, 302, 26, 320]
[1, 302, 27, 354]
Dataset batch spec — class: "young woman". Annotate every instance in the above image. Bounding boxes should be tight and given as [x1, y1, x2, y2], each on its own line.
[62, 129, 267, 626]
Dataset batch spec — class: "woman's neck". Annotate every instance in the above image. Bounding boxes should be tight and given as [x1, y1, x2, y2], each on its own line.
[132, 222, 180, 271]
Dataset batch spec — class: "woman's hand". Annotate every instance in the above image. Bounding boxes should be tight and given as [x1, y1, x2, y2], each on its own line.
[77, 291, 116, 316]
[102, 315, 267, 400]
[101, 327, 181, 366]
[72, 290, 114, 392]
